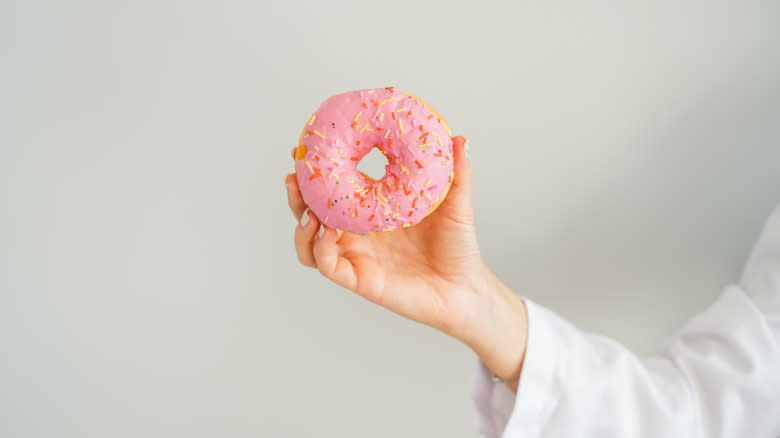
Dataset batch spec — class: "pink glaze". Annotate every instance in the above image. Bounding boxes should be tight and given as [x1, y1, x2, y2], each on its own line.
[295, 88, 454, 234]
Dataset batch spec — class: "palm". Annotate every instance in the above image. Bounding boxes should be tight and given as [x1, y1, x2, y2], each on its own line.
[319, 168, 481, 332]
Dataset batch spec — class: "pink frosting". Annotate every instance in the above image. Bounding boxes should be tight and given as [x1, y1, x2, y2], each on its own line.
[295, 88, 454, 234]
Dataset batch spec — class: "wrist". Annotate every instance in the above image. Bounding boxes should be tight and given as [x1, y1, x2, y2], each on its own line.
[460, 266, 528, 388]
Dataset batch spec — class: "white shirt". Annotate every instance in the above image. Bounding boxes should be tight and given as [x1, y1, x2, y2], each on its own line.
[472, 204, 780, 437]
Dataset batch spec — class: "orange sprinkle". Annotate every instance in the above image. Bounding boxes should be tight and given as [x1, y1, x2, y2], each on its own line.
[354, 208, 358, 217]
[412, 198, 417, 208]
[427, 114, 433, 120]
[368, 214, 375, 222]
[314, 155, 320, 161]
[362, 102, 367, 108]
[328, 199, 331, 208]
[350, 156, 360, 161]
[419, 125, 424, 132]
[407, 110, 412, 116]
[388, 138, 393, 148]
[391, 111, 396, 120]
[309, 174, 322, 180]
[376, 126, 383, 131]
[408, 210, 413, 217]
[418, 190, 423, 200]
[351, 122, 358, 129]
[415, 159, 424, 169]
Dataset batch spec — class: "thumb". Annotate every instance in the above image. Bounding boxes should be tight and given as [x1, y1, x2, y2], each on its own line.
[449, 135, 473, 196]
[436, 135, 474, 218]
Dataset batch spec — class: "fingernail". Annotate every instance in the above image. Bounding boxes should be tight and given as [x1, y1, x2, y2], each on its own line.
[300, 208, 310, 227]
[318, 226, 324, 239]
[465, 139, 470, 158]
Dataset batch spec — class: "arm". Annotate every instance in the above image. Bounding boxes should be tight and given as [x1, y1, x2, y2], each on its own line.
[473, 205, 780, 437]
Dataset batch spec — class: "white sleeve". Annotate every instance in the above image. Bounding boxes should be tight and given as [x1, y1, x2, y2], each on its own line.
[472, 204, 780, 438]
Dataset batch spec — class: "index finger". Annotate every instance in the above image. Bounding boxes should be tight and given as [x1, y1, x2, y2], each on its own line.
[285, 173, 308, 221]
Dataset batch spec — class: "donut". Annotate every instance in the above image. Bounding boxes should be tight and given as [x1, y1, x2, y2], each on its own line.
[294, 87, 454, 235]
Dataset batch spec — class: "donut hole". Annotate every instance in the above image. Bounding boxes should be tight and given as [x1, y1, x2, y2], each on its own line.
[356, 146, 389, 182]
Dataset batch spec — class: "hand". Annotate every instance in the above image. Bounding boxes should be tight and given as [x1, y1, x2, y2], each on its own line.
[285, 136, 528, 387]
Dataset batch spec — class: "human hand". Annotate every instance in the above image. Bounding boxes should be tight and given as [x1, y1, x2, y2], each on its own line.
[285, 136, 527, 386]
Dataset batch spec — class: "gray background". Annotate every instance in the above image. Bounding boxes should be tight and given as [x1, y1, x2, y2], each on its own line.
[1, 1, 779, 437]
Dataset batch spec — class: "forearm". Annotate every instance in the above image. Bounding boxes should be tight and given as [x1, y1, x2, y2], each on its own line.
[458, 265, 528, 393]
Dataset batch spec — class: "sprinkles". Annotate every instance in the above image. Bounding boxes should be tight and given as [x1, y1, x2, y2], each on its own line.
[298, 88, 452, 234]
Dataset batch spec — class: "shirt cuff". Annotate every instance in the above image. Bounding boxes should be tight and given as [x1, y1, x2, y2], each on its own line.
[471, 298, 563, 437]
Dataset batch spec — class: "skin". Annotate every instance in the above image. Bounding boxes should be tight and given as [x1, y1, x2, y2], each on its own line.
[285, 136, 528, 392]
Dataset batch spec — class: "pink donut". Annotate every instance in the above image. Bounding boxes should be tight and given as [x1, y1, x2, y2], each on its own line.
[295, 88, 454, 234]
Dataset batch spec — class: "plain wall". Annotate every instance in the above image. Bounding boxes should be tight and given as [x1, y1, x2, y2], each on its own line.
[1, 1, 779, 437]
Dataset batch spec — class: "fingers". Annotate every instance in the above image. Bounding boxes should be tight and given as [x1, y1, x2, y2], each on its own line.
[450, 135, 473, 190]
[285, 173, 308, 221]
[287, 172, 318, 267]
[313, 226, 357, 290]
[294, 208, 321, 267]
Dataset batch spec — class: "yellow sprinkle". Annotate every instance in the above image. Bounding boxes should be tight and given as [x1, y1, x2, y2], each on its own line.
[313, 145, 319, 151]
[378, 113, 384, 122]
[367, 90, 375, 94]
[359, 124, 374, 133]
[338, 149, 343, 155]
[400, 163, 410, 175]
[353, 111, 362, 121]
[312, 130, 326, 139]
[398, 119, 406, 134]
[305, 161, 314, 174]
[424, 192, 431, 200]
[303, 134, 309, 138]
[308, 114, 316, 126]
[402, 223, 410, 228]
[347, 179, 355, 184]
[384, 130, 390, 139]
[433, 132, 443, 147]
[329, 157, 339, 165]
[396, 107, 408, 112]
[378, 97, 394, 106]
[424, 179, 432, 186]
[418, 143, 430, 148]
[442, 161, 449, 166]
